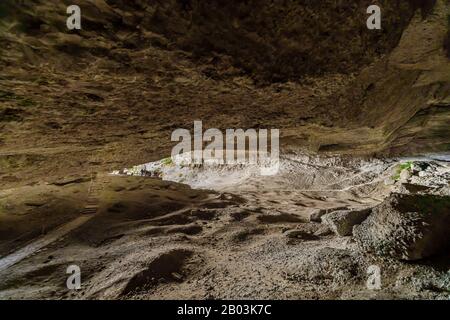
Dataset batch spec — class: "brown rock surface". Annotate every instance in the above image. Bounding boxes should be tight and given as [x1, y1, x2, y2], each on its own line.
[0, 0, 448, 189]
[354, 193, 450, 260]
[0, 0, 449, 301]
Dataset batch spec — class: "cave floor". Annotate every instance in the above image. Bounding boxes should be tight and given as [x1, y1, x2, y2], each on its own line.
[0, 154, 449, 300]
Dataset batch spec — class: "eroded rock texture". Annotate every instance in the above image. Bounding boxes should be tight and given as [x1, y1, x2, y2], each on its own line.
[0, 0, 449, 188]
[0, 0, 450, 301]
[321, 208, 372, 237]
[354, 193, 450, 260]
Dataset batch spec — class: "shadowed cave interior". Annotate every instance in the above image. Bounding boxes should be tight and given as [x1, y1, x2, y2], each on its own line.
[0, 0, 449, 300]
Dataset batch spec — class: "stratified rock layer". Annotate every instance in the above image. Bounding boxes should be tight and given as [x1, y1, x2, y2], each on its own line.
[0, 1, 448, 189]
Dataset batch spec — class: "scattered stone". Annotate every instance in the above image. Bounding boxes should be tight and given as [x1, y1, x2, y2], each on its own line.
[283, 229, 318, 241]
[399, 169, 412, 182]
[398, 183, 432, 194]
[411, 162, 430, 173]
[313, 225, 333, 237]
[308, 206, 348, 222]
[228, 208, 250, 221]
[171, 272, 183, 281]
[321, 208, 372, 236]
[282, 247, 362, 286]
[354, 193, 450, 261]
[190, 208, 217, 220]
[258, 213, 306, 224]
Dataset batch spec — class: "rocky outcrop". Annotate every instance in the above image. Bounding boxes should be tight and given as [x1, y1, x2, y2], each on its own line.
[321, 208, 372, 237]
[354, 193, 450, 260]
[308, 206, 348, 222]
[395, 160, 450, 196]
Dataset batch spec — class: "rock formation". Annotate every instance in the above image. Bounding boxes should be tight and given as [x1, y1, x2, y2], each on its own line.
[354, 193, 450, 260]
[0, 0, 449, 300]
[0, 0, 449, 188]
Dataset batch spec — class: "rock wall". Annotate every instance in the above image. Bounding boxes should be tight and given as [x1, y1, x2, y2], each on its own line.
[0, 0, 449, 187]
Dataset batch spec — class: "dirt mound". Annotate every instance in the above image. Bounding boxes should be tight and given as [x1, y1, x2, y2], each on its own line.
[121, 248, 193, 296]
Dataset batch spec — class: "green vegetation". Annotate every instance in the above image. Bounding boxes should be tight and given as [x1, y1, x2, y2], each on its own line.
[161, 157, 174, 166]
[399, 161, 413, 171]
[392, 161, 413, 181]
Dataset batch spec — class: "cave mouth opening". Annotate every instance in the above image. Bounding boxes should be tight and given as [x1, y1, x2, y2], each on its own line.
[111, 152, 450, 200]
[111, 150, 281, 190]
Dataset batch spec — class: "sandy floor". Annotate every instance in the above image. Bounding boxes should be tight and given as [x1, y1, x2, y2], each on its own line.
[0, 154, 448, 300]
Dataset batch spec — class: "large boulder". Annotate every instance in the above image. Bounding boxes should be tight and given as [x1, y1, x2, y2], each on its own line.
[321, 208, 372, 237]
[354, 193, 450, 261]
